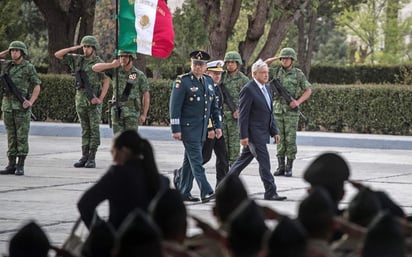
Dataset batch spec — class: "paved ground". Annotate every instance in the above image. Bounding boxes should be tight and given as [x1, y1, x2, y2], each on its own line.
[1, 121, 412, 254]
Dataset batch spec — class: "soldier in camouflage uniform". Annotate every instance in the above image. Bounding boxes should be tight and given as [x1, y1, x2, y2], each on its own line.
[0, 41, 41, 176]
[92, 50, 150, 134]
[54, 35, 110, 168]
[265, 48, 311, 177]
[222, 51, 249, 166]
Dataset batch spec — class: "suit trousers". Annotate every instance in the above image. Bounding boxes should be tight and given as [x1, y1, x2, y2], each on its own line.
[202, 135, 229, 187]
[178, 140, 214, 199]
[227, 142, 277, 198]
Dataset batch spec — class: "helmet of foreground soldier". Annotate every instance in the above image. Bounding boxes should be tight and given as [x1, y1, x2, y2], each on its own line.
[118, 50, 137, 59]
[81, 35, 99, 51]
[224, 51, 243, 65]
[279, 47, 297, 61]
[8, 41, 28, 56]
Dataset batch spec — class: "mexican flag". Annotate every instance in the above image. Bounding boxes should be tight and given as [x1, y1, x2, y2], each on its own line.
[119, 0, 174, 58]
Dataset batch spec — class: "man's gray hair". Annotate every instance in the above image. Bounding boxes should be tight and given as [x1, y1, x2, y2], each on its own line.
[251, 59, 268, 73]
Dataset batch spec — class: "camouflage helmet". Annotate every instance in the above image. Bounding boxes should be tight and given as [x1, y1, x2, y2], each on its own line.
[80, 35, 99, 50]
[224, 51, 243, 65]
[279, 47, 297, 61]
[118, 50, 137, 59]
[8, 41, 28, 56]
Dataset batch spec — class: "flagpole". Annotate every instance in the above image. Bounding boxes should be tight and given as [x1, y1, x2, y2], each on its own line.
[115, 0, 120, 121]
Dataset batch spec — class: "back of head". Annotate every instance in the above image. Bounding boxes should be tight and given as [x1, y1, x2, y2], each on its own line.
[303, 152, 350, 205]
[113, 130, 161, 198]
[297, 187, 335, 239]
[9, 221, 50, 257]
[347, 188, 381, 227]
[215, 174, 248, 224]
[114, 208, 163, 257]
[149, 188, 187, 242]
[266, 216, 307, 257]
[363, 211, 406, 257]
[81, 215, 115, 257]
[227, 199, 268, 257]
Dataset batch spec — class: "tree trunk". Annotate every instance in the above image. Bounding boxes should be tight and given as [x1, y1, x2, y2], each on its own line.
[296, 8, 317, 79]
[197, 0, 242, 60]
[238, 0, 269, 72]
[33, 0, 96, 74]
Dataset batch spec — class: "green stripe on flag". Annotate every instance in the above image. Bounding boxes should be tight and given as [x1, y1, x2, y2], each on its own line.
[119, 0, 138, 53]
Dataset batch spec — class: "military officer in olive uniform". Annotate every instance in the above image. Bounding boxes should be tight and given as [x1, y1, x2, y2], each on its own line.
[0, 41, 41, 176]
[221, 51, 249, 166]
[55, 35, 110, 169]
[265, 47, 311, 177]
[92, 50, 150, 134]
[170, 50, 222, 203]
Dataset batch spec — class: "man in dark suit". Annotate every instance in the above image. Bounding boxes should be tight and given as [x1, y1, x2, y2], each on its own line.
[226, 59, 286, 201]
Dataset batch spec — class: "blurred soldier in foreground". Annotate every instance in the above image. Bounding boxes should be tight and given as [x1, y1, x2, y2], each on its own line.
[55, 35, 110, 168]
[0, 41, 41, 176]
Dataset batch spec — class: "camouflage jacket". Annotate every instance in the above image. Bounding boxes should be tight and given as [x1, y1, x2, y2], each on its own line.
[269, 66, 311, 114]
[221, 70, 249, 116]
[1, 60, 41, 111]
[106, 66, 150, 111]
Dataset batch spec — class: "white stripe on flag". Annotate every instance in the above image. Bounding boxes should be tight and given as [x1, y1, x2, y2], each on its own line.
[134, 0, 158, 55]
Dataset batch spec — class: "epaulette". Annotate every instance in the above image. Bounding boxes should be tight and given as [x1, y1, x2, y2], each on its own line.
[177, 72, 190, 79]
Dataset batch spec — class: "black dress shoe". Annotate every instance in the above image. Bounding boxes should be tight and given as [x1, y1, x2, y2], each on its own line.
[182, 195, 200, 202]
[264, 194, 287, 201]
[201, 193, 215, 203]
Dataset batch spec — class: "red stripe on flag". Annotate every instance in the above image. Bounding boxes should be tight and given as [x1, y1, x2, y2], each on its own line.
[152, 0, 174, 58]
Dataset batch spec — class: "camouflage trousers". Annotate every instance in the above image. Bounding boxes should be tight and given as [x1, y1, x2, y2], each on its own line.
[76, 103, 102, 151]
[111, 107, 139, 135]
[3, 109, 31, 157]
[223, 114, 240, 165]
[274, 111, 299, 160]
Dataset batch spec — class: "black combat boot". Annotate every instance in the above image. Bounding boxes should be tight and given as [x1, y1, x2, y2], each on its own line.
[15, 156, 26, 176]
[85, 149, 96, 168]
[285, 159, 294, 177]
[273, 156, 286, 176]
[0, 156, 17, 175]
[74, 146, 89, 168]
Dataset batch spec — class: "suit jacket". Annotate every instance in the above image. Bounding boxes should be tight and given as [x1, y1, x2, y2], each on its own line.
[238, 79, 278, 144]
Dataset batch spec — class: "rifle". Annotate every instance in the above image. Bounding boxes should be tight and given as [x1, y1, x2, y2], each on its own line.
[0, 72, 37, 120]
[269, 78, 306, 121]
[219, 72, 237, 114]
[74, 69, 97, 100]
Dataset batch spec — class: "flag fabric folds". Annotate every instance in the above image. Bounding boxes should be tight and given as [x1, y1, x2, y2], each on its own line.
[119, 0, 174, 58]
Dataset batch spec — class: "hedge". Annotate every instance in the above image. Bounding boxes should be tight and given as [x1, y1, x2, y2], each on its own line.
[2, 74, 412, 135]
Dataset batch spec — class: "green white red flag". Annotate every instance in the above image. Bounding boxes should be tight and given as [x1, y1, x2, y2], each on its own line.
[119, 0, 174, 58]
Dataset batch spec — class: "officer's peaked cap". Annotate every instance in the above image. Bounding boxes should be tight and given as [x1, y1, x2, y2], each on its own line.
[207, 60, 224, 72]
[190, 50, 210, 62]
[304, 152, 350, 186]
